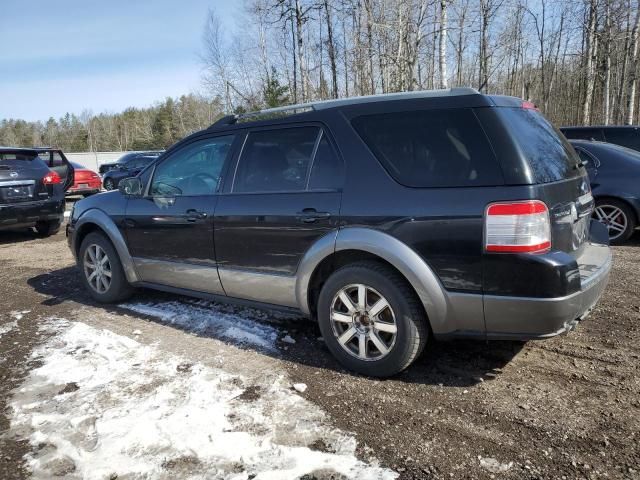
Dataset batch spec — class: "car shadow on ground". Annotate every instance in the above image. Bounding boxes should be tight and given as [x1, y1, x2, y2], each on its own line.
[0, 230, 44, 245]
[28, 266, 523, 387]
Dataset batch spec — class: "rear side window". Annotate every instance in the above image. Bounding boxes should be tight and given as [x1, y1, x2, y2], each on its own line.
[308, 135, 343, 190]
[498, 108, 581, 183]
[234, 127, 320, 193]
[604, 128, 640, 151]
[352, 109, 503, 187]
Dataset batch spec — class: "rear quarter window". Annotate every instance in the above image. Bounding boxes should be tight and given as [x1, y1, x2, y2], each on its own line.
[351, 108, 503, 188]
[498, 108, 581, 183]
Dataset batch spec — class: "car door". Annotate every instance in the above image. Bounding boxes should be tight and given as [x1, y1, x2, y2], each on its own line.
[124, 134, 237, 295]
[40, 150, 74, 191]
[214, 125, 343, 307]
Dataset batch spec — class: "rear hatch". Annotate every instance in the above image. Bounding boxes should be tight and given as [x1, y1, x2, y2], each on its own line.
[491, 105, 594, 254]
[0, 151, 51, 204]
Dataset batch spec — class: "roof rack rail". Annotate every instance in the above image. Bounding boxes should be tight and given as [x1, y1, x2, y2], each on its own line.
[207, 87, 480, 129]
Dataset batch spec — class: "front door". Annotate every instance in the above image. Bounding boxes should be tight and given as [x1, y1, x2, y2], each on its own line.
[215, 126, 344, 307]
[125, 135, 236, 294]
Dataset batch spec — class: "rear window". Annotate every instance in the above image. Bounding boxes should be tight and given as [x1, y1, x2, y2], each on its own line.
[498, 108, 581, 183]
[562, 128, 605, 142]
[0, 152, 45, 169]
[351, 108, 503, 187]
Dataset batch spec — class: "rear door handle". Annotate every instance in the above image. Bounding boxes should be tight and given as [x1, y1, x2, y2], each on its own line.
[297, 208, 331, 223]
[184, 209, 208, 222]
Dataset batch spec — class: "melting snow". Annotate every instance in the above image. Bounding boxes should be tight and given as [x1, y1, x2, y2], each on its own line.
[120, 300, 292, 351]
[0, 320, 17, 339]
[9, 319, 396, 480]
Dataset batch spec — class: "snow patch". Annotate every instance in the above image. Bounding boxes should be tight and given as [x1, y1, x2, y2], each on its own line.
[0, 320, 18, 338]
[120, 299, 290, 351]
[9, 319, 396, 480]
[10, 310, 30, 321]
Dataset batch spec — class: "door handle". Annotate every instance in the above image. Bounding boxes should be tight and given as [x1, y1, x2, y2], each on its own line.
[184, 209, 208, 222]
[297, 208, 331, 223]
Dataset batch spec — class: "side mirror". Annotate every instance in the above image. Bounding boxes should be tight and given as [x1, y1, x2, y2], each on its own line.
[119, 177, 143, 196]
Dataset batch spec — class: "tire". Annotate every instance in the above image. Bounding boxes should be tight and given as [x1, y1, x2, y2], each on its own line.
[593, 199, 636, 245]
[35, 220, 61, 237]
[79, 232, 134, 303]
[103, 178, 115, 191]
[317, 261, 428, 377]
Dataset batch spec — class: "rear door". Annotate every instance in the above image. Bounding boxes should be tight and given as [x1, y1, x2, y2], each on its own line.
[214, 125, 343, 305]
[38, 150, 74, 191]
[124, 135, 237, 294]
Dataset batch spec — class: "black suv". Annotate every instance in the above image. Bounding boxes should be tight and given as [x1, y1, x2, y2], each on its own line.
[102, 154, 160, 191]
[561, 125, 640, 151]
[67, 89, 612, 377]
[1, 147, 73, 236]
[99, 151, 163, 177]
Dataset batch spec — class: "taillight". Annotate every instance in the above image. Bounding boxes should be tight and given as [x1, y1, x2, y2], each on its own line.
[521, 101, 539, 111]
[485, 200, 551, 254]
[43, 171, 62, 185]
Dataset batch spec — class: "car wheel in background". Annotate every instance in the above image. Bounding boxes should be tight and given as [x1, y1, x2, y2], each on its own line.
[103, 178, 115, 190]
[317, 261, 428, 377]
[34, 220, 61, 237]
[593, 199, 636, 245]
[79, 232, 134, 303]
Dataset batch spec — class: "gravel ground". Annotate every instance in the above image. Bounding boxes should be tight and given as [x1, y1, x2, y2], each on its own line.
[0, 208, 638, 479]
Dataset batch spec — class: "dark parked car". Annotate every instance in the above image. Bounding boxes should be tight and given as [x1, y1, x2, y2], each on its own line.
[570, 139, 640, 244]
[1, 147, 73, 236]
[102, 155, 159, 191]
[98, 151, 163, 176]
[67, 89, 611, 377]
[67, 162, 102, 197]
[561, 125, 640, 152]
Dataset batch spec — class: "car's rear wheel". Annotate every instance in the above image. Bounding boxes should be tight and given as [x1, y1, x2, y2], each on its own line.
[317, 262, 428, 377]
[79, 232, 134, 303]
[34, 220, 61, 237]
[593, 199, 636, 245]
[103, 178, 115, 190]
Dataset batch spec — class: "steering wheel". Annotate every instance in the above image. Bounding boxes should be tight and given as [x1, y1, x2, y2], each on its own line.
[188, 172, 218, 193]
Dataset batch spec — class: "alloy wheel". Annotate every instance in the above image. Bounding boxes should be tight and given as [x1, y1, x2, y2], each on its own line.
[594, 204, 628, 241]
[104, 179, 114, 190]
[330, 284, 397, 361]
[83, 244, 112, 294]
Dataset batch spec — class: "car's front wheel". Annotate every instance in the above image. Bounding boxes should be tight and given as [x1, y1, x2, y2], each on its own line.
[103, 178, 115, 190]
[79, 232, 134, 303]
[593, 199, 636, 245]
[317, 262, 428, 377]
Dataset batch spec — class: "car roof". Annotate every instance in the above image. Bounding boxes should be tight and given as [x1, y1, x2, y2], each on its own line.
[562, 125, 640, 130]
[205, 87, 518, 132]
[0, 146, 39, 155]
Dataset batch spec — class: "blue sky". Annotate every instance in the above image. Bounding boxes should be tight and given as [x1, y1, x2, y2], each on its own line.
[0, 0, 239, 121]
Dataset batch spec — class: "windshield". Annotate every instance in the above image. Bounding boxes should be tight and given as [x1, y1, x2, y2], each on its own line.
[497, 108, 583, 183]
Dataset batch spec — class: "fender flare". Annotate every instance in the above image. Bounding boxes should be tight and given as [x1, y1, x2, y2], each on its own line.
[74, 208, 139, 283]
[295, 227, 449, 330]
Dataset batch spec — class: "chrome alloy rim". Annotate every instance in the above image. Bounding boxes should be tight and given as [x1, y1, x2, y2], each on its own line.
[330, 284, 397, 361]
[594, 205, 627, 240]
[83, 244, 112, 293]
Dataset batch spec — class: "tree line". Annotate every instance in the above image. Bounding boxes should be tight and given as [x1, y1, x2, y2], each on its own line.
[3, 0, 640, 152]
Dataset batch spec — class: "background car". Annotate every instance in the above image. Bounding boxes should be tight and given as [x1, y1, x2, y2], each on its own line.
[102, 154, 159, 190]
[570, 139, 640, 244]
[562, 125, 640, 152]
[0, 147, 73, 236]
[98, 151, 163, 176]
[66, 161, 101, 197]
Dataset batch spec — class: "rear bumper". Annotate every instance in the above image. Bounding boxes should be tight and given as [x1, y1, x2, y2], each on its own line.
[483, 242, 612, 340]
[0, 198, 64, 230]
[66, 186, 101, 195]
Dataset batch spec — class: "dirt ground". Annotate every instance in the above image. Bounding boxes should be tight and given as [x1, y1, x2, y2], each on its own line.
[0, 206, 638, 479]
